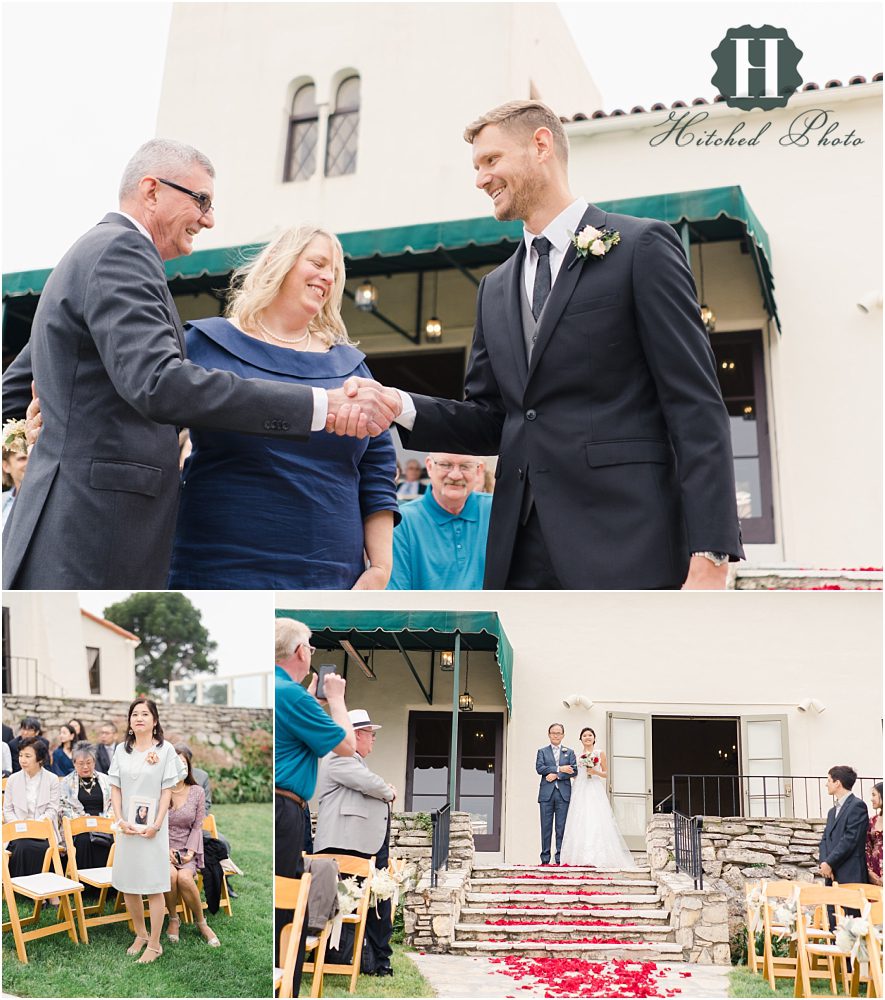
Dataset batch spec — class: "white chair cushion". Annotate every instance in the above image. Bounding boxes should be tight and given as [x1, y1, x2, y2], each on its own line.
[305, 935, 319, 949]
[78, 866, 113, 885]
[806, 942, 848, 956]
[11, 872, 82, 895]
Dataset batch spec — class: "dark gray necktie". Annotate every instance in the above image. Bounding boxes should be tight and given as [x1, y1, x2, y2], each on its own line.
[532, 236, 552, 321]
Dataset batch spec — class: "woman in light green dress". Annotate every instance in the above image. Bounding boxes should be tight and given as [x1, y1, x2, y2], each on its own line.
[109, 697, 185, 964]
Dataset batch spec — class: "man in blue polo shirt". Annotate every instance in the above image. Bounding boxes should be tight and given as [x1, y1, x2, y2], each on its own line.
[389, 452, 492, 589]
[275, 617, 355, 992]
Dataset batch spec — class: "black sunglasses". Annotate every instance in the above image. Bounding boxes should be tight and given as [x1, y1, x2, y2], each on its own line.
[157, 177, 214, 216]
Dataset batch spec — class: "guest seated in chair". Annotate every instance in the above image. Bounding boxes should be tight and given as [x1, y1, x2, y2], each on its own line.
[164, 745, 220, 948]
[2, 736, 61, 876]
[50, 723, 76, 777]
[59, 741, 114, 871]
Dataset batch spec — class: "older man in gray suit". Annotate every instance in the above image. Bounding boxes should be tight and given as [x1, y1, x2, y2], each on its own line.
[314, 709, 396, 977]
[2, 138, 398, 589]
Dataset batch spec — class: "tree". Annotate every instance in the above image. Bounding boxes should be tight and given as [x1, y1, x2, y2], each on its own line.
[103, 592, 218, 697]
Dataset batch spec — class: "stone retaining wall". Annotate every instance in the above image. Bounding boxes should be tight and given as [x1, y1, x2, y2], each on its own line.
[2, 694, 271, 769]
[647, 814, 827, 959]
[656, 870, 731, 965]
[402, 868, 471, 953]
[390, 811, 475, 877]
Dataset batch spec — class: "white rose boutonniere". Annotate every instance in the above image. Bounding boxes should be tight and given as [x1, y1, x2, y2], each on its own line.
[571, 225, 620, 262]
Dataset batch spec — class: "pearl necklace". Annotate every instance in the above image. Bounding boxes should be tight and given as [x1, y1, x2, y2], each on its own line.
[256, 316, 312, 348]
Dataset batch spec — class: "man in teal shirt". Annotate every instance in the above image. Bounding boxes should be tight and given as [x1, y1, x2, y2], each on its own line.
[275, 617, 354, 991]
[389, 452, 492, 589]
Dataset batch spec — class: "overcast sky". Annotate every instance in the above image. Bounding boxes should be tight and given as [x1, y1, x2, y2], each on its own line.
[2, 1, 881, 271]
[78, 590, 272, 679]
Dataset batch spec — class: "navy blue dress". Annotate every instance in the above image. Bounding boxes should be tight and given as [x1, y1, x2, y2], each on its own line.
[168, 318, 399, 589]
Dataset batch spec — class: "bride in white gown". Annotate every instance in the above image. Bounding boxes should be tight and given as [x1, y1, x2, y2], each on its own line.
[559, 727, 636, 868]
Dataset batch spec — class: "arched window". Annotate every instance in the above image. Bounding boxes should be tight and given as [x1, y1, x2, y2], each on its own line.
[284, 82, 318, 182]
[325, 75, 360, 177]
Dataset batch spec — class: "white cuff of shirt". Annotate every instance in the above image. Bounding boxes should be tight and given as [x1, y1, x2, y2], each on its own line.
[311, 387, 328, 432]
[395, 390, 417, 430]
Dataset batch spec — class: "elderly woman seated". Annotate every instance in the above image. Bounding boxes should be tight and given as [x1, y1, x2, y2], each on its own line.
[2, 736, 61, 876]
[59, 741, 115, 870]
[164, 745, 220, 947]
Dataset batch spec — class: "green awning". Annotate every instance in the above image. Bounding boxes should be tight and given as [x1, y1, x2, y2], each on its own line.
[2, 185, 777, 329]
[276, 608, 514, 714]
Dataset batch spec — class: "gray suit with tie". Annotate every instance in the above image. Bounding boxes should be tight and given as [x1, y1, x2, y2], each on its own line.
[2, 213, 313, 589]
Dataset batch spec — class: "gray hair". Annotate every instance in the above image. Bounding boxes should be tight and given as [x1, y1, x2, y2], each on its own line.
[275, 618, 311, 662]
[119, 138, 215, 201]
[72, 741, 97, 762]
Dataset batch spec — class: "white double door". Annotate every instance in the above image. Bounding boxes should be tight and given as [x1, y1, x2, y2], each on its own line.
[606, 712, 791, 851]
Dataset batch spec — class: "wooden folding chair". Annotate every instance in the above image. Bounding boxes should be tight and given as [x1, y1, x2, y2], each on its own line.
[303, 853, 375, 995]
[2, 818, 88, 963]
[793, 885, 869, 998]
[62, 815, 131, 930]
[275, 873, 312, 999]
[761, 880, 839, 992]
[837, 885, 883, 998]
[184, 812, 233, 923]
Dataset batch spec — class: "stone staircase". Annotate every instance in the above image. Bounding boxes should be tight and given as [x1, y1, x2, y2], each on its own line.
[450, 864, 683, 961]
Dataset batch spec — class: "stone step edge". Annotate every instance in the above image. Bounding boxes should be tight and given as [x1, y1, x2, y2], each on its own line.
[450, 941, 684, 953]
[470, 875, 658, 889]
[465, 892, 661, 909]
[455, 923, 675, 935]
[459, 911, 670, 923]
[473, 866, 652, 874]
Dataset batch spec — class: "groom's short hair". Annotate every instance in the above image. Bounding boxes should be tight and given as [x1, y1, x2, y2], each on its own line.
[464, 100, 569, 165]
[828, 765, 858, 789]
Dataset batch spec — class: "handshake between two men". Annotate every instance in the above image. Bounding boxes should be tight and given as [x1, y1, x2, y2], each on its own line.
[325, 377, 402, 438]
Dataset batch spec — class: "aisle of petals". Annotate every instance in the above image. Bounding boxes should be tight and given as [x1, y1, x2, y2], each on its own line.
[485, 919, 638, 927]
[491, 955, 691, 998]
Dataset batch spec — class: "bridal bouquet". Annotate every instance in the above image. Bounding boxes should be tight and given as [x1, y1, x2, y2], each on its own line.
[578, 751, 601, 771]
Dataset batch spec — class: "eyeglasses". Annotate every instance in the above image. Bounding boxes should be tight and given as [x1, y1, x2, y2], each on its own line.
[157, 177, 214, 216]
[300, 643, 316, 656]
[433, 460, 478, 474]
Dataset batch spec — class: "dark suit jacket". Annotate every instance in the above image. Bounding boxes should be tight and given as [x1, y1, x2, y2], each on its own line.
[819, 793, 870, 883]
[401, 204, 743, 588]
[2, 213, 314, 589]
[536, 744, 577, 803]
[94, 742, 116, 775]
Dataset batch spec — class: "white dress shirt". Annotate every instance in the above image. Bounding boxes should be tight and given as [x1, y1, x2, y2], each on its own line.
[395, 198, 589, 429]
[522, 198, 589, 308]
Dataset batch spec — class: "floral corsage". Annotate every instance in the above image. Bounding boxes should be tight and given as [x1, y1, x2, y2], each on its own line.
[145, 751, 160, 765]
[571, 225, 620, 261]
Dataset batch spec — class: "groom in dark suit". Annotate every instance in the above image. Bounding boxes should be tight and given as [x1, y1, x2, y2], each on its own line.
[2, 139, 399, 590]
[342, 100, 743, 589]
[819, 765, 870, 886]
[536, 723, 577, 865]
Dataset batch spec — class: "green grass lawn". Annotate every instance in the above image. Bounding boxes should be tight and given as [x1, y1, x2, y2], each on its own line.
[3, 802, 272, 998]
[729, 964, 864, 997]
[306, 942, 435, 998]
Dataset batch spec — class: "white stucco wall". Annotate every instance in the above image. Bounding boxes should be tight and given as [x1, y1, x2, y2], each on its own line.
[80, 614, 138, 701]
[276, 590, 882, 863]
[157, 2, 600, 246]
[3, 593, 137, 700]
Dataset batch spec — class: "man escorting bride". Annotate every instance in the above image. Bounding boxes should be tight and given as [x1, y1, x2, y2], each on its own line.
[537, 724, 636, 868]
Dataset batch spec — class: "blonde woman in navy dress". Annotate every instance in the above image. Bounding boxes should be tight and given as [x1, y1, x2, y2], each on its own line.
[109, 697, 184, 963]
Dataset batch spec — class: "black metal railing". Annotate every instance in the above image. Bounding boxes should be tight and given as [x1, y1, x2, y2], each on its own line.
[667, 773, 882, 820]
[673, 810, 704, 889]
[430, 802, 451, 888]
